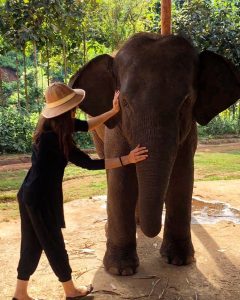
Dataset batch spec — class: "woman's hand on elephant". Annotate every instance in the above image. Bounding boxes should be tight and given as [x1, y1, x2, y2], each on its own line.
[87, 90, 120, 131]
[111, 90, 120, 114]
[104, 145, 148, 169]
[128, 145, 148, 164]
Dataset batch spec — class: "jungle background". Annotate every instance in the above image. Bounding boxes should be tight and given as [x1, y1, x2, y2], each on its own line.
[0, 0, 239, 154]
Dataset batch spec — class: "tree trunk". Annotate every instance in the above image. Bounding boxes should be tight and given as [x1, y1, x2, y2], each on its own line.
[161, 0, 172, 35]
[16, 53, 20, 108]
[39, 52, 44, 91]
[46, 40, 50, 86]
[34, 41, 40, 112]
[23, 45, 29, 111]
[83, 30, 87, 64]
[62, 39, 67, 83]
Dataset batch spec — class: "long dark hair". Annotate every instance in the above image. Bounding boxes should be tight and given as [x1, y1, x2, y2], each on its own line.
[33, 110, 74, 159]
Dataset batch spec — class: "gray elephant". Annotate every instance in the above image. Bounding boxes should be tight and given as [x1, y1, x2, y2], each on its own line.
[69, 33, 240, 276]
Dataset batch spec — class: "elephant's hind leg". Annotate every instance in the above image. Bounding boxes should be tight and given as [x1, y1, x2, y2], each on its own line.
[160, 128, 197, 265]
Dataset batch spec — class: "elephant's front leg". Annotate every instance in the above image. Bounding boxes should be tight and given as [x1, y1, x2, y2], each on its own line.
[160, 129, 197, 265]
[103, 165, 139, 275]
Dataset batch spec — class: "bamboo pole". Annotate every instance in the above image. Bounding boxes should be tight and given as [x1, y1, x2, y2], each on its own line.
[161, 0, 172, 36]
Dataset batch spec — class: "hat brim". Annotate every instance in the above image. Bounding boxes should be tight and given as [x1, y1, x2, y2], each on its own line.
[41, 89, 85, 118]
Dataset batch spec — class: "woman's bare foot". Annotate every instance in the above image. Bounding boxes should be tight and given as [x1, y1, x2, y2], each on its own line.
[63, 280, 93, 297]
[67, 285, 92, 297]
[13, 279, 33, 300]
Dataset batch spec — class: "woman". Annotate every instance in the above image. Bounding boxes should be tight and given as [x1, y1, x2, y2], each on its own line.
[13, 82, 148, 300]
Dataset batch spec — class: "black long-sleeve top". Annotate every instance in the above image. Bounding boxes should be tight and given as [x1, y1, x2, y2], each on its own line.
[17, 119, 105, 228]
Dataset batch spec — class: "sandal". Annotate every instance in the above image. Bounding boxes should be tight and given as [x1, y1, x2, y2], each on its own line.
[66, 284, 93, 299]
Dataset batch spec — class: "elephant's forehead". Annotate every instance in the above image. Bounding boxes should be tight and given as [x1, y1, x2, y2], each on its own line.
[119, 70, 193, 101]
[116, 53, 196, 93]
[116, 35, 196, 65]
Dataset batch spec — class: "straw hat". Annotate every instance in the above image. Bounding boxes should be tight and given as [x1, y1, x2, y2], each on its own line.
[41, 82, 85, 118]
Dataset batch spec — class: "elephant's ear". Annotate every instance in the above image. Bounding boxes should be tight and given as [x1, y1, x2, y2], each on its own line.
[194, 50, 240, 125]
[69, 54, 118, 128]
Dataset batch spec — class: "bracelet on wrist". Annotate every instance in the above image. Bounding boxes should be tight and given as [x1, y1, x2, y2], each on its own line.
[119, 156, 124, 167]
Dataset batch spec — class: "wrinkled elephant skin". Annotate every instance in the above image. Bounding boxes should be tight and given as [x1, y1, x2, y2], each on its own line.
[69, 33, 240, 275]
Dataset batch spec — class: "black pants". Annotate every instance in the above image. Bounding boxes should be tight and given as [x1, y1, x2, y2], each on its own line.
[17, 201, 72, 282]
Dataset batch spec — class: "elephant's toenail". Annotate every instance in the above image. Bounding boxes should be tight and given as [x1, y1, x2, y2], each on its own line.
[108, 267, 120, 275]
[172, 257, 183, 265]
[122, 268, 134, 276]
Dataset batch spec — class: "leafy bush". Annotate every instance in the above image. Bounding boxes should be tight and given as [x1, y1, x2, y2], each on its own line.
[73, 110, 94, 149]
[0, 107, 38, 153]
[173, 0, 240, 68]
[197, 116, 240, 138]
[74, 132, 94, 149]
[0, 107, 93, 153]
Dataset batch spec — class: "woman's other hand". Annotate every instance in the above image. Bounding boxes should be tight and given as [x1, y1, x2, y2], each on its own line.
[128, 145, 148, 164]
[111, 90, 120, 114]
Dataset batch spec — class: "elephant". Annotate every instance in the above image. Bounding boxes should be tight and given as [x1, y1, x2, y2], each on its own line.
[69, 32, 240, 276]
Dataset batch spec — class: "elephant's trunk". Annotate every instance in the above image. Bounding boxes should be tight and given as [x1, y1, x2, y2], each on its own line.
[135, 132, 178, 238]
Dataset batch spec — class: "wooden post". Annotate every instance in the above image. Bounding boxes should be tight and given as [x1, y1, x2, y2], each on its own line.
[161, 0, 172, 35]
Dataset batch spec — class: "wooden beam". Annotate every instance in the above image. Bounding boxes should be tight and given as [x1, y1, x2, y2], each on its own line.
[161, 0, 172, 36]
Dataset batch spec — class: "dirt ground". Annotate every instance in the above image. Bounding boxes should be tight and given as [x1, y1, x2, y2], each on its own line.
[0, 144, 240, 300]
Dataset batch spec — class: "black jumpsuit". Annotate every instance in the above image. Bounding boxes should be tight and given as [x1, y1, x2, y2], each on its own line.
[17, 120, 105, 282]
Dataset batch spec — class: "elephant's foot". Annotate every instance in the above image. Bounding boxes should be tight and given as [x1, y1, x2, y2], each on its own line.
[103, 243, 139, 276]
[160, 237, 195, 266]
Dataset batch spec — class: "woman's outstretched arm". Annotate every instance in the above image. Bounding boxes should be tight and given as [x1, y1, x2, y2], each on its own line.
[69, 145, 148, 170]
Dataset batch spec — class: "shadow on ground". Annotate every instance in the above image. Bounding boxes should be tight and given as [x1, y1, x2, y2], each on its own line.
[90, 224, 240, 300]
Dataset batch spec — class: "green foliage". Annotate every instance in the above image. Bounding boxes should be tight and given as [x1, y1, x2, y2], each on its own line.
[0, 51, 19, 69]
[0, 107, 93, 153]
[0, 107, 38, 153]
[93, 0, 157, 51]
[0, 0, 240, 153]
[73, 110, 93, 148]
[172, 0, 240, 67]
[197, 115, 240, 137]
[74, 132, 94, 149]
